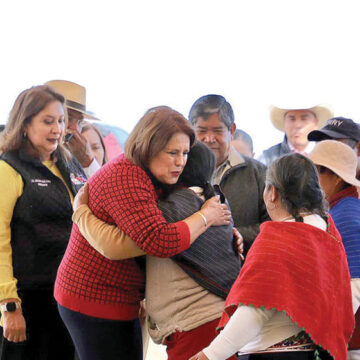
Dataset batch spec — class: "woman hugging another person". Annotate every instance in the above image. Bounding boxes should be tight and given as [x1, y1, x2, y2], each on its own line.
[54, 106, 231, 360]
[72, 140, 242, 360]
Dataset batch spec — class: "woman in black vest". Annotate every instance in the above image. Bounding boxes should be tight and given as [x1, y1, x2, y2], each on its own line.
[0, 85, 85, 359]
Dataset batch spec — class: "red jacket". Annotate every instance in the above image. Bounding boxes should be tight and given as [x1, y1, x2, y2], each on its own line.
[55, 155, 190, 320]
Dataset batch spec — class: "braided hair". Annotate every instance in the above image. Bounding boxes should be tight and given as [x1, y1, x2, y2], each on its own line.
[266, 153, 328, 222]
[178, 141, 217, 200]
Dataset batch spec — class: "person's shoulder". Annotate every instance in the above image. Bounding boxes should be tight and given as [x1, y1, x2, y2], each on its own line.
[243, 156, 267, 171]
[0, 158, 21, 177]
[164, 187, 202, 203]
[261, 142, 283, 157]
[333, 196, 360, 211]
[230, 155, 267, 177]
[257, 140, 289, 166]
[92, 154, 152, 189]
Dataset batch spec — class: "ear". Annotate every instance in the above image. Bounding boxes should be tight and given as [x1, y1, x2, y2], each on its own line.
[229, 123, 236, 139]
[270, 185, 279, 203]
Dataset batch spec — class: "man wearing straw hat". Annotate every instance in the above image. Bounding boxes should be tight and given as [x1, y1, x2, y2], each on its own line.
[45, 80, 101, 178]
[258, 104, 333, 166]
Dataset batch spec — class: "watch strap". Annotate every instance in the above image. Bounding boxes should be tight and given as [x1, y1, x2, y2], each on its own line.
[0, 302, 20, 313]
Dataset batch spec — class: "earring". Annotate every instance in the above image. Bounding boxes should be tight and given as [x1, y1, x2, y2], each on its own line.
[23, 132, 27, 138]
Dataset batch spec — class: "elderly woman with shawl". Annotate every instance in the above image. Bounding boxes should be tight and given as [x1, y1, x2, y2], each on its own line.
[190, 153, 354, 360]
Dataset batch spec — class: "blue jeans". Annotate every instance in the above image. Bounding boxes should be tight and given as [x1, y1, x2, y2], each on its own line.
[58, 304, 142, 360]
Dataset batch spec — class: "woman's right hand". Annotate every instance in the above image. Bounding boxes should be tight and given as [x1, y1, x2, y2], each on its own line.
[73, 182, 89, 211]
[200, 195, 232, 226]
[2, 310, 26, 343]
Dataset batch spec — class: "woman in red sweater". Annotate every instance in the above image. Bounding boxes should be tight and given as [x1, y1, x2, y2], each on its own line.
[54, 106, 230, 360]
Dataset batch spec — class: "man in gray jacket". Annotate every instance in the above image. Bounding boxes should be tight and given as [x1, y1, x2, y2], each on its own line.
[258, 104, 333, 166]
[189, 94, 269, 255]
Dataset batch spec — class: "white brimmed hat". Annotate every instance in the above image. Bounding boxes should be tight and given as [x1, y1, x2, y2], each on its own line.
[308, 140, 360, 187]
[270, 104, 333, 132]
[45, 80, 99, 120]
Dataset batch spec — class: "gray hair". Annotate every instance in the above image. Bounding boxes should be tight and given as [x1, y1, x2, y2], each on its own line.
[188, 94, 234, 129]
[266, 153, 328, 222]
[233, 129, 253, 153]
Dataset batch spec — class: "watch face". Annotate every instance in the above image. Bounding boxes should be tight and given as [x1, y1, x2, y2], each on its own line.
[6, 302, 17, 312]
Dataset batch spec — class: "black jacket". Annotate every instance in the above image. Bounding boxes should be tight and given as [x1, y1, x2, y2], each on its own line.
[1, 148, 86, 290]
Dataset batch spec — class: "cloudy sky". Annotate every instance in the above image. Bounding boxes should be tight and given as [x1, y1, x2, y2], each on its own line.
[1, 0, 360, 156]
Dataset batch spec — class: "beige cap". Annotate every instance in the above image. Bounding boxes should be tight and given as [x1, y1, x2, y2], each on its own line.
[270, 104, 333, 132]
[45, 80, 99, 120]
[308, 139, 360, 187]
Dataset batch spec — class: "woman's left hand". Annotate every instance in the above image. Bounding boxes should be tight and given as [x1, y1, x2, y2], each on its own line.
[73, 182, 89, 211]
[189, 351, 209, 360]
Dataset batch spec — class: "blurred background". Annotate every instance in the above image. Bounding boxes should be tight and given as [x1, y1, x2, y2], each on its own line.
[1, 0, 360, 156]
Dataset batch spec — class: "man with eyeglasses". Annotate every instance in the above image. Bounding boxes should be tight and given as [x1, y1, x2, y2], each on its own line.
[45, 80, 101, 178]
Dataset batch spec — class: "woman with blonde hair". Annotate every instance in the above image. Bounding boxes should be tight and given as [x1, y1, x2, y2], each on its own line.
[0, 85, 86, 359]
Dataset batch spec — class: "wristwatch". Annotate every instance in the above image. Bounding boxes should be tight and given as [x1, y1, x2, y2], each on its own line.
[0, 302, 20, 313]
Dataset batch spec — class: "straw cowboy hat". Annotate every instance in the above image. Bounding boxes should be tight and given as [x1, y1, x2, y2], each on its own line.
[45, 80, 99, 120]
[308, 140, 360, 187]
[270, 104, 333, 132]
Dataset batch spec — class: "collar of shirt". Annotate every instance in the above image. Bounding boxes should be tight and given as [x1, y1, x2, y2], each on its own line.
[213, 145, 245, 185]
[287, 140, 316, 156]
[188, 186, 205, 200]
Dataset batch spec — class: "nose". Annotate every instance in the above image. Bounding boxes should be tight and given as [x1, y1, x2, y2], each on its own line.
[175, 154, 186, 167]
[293, 118, 304, 129]
[52, 121, 61, 134]
[203, 133, 216, 143]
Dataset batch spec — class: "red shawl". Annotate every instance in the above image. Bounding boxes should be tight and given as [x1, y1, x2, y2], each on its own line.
[218, 216, 354, 360]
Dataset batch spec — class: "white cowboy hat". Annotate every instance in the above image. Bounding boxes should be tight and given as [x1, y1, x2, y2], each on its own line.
[270, 104, 333, 132]
[45, 80, 99, 120]
[308, 139, 360, 187]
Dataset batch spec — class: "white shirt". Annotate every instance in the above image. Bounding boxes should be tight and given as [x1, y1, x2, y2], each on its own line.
[287, 141, 316, 156]
[203, 214, 326, 360]
[82, 158, 101, 178]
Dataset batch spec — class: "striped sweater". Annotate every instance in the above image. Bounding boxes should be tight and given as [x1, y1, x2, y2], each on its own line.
[330, 186, 360, 279]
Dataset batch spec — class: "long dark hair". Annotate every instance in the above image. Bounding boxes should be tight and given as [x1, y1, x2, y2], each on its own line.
[266, 153, 328, 222]
[178, 141, 217, 200]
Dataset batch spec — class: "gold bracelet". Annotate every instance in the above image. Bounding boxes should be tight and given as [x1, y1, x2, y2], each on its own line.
[197, 211, 208, 227]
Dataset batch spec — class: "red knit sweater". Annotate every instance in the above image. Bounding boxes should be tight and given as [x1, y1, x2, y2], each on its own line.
[54, 155, 190, 320]
[218, 217, 353, 360]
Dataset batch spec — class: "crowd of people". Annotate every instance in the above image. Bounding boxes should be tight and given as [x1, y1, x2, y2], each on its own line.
[0, 80, 359, 360]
